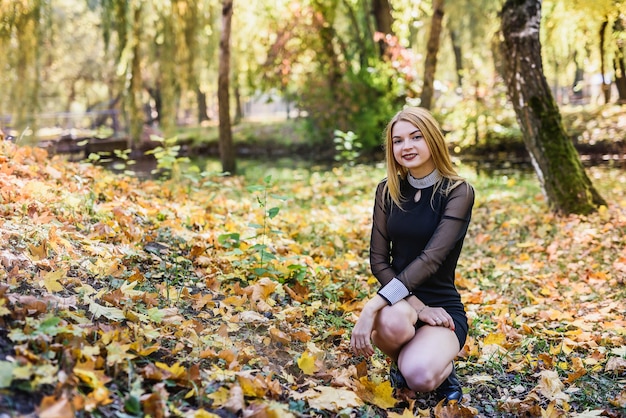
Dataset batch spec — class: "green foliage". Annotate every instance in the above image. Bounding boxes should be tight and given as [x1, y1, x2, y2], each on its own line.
[333, 130, 361, 164]
[145, 135, 193, 180]
[297, 63, 402, 150]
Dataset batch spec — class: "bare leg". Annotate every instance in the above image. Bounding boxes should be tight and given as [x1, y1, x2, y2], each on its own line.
[397, 325, 460, 393]
[371, 300, 417, 362]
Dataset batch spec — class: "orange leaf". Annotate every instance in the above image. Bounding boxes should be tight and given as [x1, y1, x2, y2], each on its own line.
[38, 395, 74, 418]
[269, 326, 291, 344]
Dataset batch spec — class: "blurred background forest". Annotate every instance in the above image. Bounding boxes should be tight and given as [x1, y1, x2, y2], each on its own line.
[0, 0, 625, 166]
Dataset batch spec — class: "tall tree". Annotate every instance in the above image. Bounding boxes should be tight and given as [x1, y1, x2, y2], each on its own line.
[420, 0, 445, 110]
[499, 0, 605, 214]
[128, 3, 144, 146]
[599, 19, 612, 104]
[218, 0, 236, 174]
[371, 0, 393, 56]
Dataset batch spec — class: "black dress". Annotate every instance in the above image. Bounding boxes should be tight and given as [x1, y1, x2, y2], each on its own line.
[369, 177, 475, 347]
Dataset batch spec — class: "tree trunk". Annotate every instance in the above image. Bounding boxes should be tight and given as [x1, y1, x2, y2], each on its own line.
[371, 0, 393, 56]
[196, 87, 209, 123]
[234, 75, 243, 124]
[599, 20, 611, 104]
[420, 0, 445, 110]
[128, 4, 144, 146]
[218, 0, 236, 174]
[613, 16, 626, 103]
[159, 12, 178, 139]
[499, 0, 605, 215]
[450, 29, 463, 90]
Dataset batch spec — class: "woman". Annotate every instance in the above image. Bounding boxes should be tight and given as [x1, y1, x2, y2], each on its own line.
[350, 106, 474, 403]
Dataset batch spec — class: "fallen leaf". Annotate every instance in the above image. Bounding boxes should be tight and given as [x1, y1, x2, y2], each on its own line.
[224, 385, 245, 413]
[38, 395, 74, 418]
[355, 377, 397, 409]
[297, 350, 319, 375]
[535, 370, 569, 403]
[294, 386, 362, 412]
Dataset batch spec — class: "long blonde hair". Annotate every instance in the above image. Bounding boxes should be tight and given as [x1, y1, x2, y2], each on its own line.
[383, 106, 465, 207]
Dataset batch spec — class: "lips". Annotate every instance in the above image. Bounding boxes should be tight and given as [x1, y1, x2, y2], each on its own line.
[403, 153, 418, 159]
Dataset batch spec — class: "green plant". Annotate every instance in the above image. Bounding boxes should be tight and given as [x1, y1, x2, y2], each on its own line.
[145, 135, 190, 180]
[246, 175, 286, 273]
[333, 130, 361, 165]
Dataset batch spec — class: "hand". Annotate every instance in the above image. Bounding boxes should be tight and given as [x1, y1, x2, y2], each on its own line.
[350, 308, 376, 357]
[418, 306, 455, 331]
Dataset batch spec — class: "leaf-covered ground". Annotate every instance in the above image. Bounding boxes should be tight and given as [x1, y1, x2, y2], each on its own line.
[0, 141, 624, 418]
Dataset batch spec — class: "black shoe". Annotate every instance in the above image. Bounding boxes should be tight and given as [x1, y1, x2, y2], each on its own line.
[389, 363, 408, 389]
[435, 363, 463, 403]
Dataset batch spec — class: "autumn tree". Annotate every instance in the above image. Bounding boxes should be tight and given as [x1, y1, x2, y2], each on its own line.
[218, 0, 236, 174]
[499, 0, 606, 214]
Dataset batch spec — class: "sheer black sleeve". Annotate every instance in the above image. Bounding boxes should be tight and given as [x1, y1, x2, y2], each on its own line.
[397, 182, 474, 291]
[369, 180, 397, 287]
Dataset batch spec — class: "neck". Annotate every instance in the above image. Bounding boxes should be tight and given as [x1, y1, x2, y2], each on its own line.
[407, 169, 441, 189]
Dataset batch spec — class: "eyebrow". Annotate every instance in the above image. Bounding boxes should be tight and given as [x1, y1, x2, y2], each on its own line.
[392, 130, 421, 139]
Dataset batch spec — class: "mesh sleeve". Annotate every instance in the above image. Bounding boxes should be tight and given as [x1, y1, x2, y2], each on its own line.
[369, 181, 397, 287]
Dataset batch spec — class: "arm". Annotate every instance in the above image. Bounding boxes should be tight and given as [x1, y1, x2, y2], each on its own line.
[369, 181, 396, 286]
[350, 294, 388, 357]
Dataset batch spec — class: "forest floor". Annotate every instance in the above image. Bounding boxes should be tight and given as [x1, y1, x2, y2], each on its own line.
[0, 122, 625, 417]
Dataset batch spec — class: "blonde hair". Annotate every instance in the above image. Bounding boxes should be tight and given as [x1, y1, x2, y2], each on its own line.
[383, 106, 465, 207]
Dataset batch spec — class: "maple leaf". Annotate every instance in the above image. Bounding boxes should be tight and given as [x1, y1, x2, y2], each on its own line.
[297, 350, 319, 375]
[40, 269, 65, 293]
[535, 370, 570, 403]
[604, 356, 626, 373]
[355, 376, 398, 409]
[433, 399, 479, 418]
[293, 386, 363, 412]
[88, 300, 125, 321]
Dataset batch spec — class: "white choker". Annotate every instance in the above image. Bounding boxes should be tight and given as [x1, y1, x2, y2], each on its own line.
[407, 169, 442, 189]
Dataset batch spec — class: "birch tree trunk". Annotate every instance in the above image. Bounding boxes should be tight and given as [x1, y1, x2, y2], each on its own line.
[499, 0, 605, 214]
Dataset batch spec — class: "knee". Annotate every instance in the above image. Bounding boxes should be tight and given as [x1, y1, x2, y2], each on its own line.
[375, 312, 415, 342]
[403, 364, 440, 393]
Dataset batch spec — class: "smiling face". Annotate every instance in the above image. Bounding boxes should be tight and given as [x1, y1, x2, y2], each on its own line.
[391, 120, 435, 178]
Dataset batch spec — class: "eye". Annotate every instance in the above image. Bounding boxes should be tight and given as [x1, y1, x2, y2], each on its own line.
[392, 138, 402, 144]
[412, 135, 423, 141]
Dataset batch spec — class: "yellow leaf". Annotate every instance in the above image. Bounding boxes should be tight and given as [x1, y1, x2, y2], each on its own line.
[106, 342, 135, 366]
[156, 362, 187, 379]
[356, 377, 398, 409]
[237, 374, 267, 397]
[206, 387, 230, 408]
[297, 350, 319, 375]
[483, 332, 506, 347]
[295, 387, 362, 412]
[388, 409, 417, 418]
[192, 410, 222, 418]
[41, 269, 64, 293]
